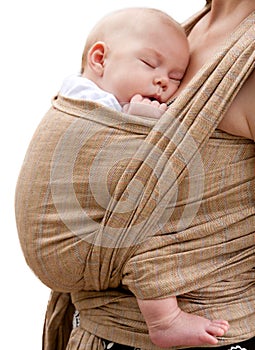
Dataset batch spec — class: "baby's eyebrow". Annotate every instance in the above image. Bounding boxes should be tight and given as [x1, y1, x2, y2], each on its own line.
[141, 47, 163, 60]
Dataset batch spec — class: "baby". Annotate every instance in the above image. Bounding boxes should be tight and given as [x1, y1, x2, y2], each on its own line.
[60, 7, 188, 119]
[60, 7, 229, 348]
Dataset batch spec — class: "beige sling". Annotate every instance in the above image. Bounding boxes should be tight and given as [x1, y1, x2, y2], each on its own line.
[15, 3, 255, 349]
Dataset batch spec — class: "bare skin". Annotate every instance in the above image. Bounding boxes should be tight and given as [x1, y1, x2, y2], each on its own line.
[122, 94, 168, 119]
[178, 0, 255, 141]
[137, 297, 229, 348]
[123, 2, 255, 140]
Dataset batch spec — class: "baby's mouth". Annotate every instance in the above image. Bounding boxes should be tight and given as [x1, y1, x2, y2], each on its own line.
[149, 86, 163, 103]
[149, 96, 158, 101]
[148, 95, 162, 103]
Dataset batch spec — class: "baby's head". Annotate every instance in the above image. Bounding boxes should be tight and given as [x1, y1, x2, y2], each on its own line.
[81, 8, 189, 105]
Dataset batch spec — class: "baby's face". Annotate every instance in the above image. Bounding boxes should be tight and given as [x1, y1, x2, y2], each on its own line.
[99, 22, 189, 105]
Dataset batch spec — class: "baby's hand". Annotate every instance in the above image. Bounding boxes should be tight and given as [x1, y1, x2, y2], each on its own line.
[122, 94, 168, 119]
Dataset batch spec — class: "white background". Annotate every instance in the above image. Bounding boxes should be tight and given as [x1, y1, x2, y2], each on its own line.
[1, 1, 205, 348]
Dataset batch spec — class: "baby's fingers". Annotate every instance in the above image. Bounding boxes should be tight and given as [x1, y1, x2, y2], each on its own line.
[130, 94, 143, 103]
[159, 103, 168, 111]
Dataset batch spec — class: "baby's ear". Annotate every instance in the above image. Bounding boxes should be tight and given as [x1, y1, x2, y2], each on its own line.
[87, 41, 108, 76]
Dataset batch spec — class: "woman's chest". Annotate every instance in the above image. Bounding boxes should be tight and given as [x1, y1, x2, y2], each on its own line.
[180, 34, 253, 139]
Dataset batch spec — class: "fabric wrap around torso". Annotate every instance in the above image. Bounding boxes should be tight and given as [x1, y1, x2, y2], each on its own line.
[15, 5, 255, 350]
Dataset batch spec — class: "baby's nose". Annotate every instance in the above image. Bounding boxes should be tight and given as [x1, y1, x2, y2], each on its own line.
[154, 76, 169, 90]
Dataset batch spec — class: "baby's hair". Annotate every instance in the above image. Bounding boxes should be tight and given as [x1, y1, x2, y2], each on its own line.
[80, 7, 185, 74]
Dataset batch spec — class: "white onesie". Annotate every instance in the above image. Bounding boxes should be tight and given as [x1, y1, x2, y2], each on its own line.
[59, 74, 122, 111]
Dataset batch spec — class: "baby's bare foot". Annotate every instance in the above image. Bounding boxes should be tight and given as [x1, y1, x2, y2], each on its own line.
[149, 310, 229, 348]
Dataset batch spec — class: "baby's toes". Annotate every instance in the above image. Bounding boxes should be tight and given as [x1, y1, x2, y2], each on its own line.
[207, 320, 229, 336]
[212, 320, 229, 332]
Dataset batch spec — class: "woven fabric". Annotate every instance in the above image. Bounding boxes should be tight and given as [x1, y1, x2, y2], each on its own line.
[15, 3, 255, 350]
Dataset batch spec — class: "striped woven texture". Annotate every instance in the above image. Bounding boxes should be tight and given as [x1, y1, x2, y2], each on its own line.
[15, 4, 255, 350]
